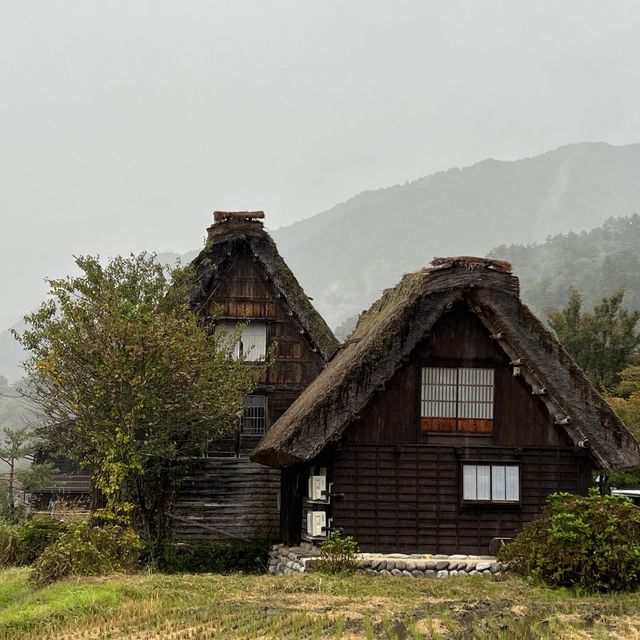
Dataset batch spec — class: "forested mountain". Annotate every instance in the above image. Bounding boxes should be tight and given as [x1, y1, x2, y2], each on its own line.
[273, 142, 640, 326]
[3, 142, 640, 381]
[490, 215, 640, 317]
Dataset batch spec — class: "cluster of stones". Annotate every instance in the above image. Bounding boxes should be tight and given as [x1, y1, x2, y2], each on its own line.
[358, 554, 506, 578]
[267, 544, 508, 578]
[268, 543, 317, 575]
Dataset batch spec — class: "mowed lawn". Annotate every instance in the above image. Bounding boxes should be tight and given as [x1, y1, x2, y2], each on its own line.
[1, 568, 640, 639]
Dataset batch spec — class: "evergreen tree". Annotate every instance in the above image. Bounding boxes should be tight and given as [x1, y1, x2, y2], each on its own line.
[547, 290, 640, 392]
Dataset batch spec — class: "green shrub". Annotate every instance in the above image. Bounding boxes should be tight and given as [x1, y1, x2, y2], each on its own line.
[499, 490, 640, 592]
[0, 516, 68, 567]
[314, 532, 360, 574]
[161, 540, 270, 574]
[30, 523, 142, 586]
[17, 516, 68, 564]
[0, 521, 23, 566]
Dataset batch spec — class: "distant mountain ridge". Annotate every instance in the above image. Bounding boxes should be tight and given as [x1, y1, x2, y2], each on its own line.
[3, 142, 640, 382]
[272, 142, 640, 326]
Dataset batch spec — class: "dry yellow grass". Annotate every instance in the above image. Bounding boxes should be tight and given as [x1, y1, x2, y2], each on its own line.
[1, 569, 640, 639]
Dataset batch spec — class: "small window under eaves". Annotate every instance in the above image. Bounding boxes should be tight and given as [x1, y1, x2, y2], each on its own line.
[217, 322, 267, 361]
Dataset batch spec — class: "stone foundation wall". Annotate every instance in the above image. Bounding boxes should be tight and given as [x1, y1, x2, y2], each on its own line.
[268, 544, 508, 578]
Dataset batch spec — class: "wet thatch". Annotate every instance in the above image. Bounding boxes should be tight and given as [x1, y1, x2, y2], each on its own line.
[251, 257, 640, 470]
[189, 216, 339, 362]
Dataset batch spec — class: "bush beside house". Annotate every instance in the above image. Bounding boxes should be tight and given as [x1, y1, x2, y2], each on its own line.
[499, 490, 640, 592]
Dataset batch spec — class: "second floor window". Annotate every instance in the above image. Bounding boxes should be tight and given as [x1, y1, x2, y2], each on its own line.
[421, 367, 494, 433]
[218, 322, 267, 361]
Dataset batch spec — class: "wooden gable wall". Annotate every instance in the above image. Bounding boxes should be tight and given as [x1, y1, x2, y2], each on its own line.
[206, 253, 326, 393]
[345, 302, 568, 448]
[300, 301, 593, 554]
[174, 245, 327, 542]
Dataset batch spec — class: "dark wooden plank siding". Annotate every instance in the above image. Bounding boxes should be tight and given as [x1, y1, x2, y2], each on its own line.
[205, 253, 325, 460]
[183, 251, 326, 540]
[331, 443, 589, 554]
[173, 457, 280, 541]
[348, 303, 566, 449]
[321, 304, 593, 553]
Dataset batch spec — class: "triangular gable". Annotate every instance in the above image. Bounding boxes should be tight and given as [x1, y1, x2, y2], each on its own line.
[190, 218, 339, 362]
[251, 258, 640, 469]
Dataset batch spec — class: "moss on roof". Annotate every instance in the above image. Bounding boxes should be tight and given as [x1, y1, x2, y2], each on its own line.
[252, 257, 640, 471]
[189, 219, 339, 362]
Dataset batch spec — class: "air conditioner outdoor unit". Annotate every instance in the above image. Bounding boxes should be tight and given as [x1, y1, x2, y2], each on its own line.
[306, 510, 326, 537]
[308, 474, 327, 501]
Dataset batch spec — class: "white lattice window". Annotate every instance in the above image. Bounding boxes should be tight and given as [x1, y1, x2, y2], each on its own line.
[218, 323, 267, 361]
[462, 464, 519, 502]
[241, 395, 266, 435]
[421, 367, 494, 432]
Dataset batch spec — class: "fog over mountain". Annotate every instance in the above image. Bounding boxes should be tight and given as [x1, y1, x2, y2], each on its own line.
[3, 141, 640, 382]
[0, 322, 26, 385]
[272, 142, 640, 327]
[491, 214, 640, 317]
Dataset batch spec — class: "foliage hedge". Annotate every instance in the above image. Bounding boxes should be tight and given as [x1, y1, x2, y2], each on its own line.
[499, 490, 640, 592]
[0, 516, 67, 566]
[161, 540, 270, 574]
[17, 516, 69, 564]
[30, 523, 142, 586]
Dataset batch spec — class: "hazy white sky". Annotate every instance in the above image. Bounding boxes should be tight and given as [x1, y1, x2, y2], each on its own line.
[2, 1, 640, 329]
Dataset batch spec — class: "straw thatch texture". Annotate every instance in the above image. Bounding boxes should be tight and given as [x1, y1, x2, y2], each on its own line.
[189, 219, 339, 362]
[251, 257, 640, 470]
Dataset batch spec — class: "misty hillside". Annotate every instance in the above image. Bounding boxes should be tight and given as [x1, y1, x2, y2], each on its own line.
[335, 214, 640, 340]
[490, 214, 640, 316]
[0, 321, 26, 384]
[3, 142, 640, 383]
[273, 142, 640, 326]
[0, 375, 33, 431]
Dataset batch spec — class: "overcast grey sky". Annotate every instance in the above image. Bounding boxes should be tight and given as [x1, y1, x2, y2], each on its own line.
[1, 1, 640, 330]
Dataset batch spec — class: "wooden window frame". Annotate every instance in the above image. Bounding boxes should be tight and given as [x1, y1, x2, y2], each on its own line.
[420, 365, 495, 433]
[240, 395, 268, 435]
[460, 462, 520, 505]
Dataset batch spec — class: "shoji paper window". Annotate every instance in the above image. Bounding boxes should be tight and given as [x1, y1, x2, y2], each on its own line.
[421, 367, 494, 432]
[462, 464, 519, 502]
[218, 323, 267, 361]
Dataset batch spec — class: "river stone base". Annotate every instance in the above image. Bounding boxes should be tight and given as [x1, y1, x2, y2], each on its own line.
[268, 543, 507, 577]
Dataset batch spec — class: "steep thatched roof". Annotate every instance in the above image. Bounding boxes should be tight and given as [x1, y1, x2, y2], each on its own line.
[189, 215, 339, 362]
[252, 257, 640, 470]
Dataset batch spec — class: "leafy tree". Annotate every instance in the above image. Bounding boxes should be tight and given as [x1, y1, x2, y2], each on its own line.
[605, 366, 640, 488]
[14, 254, 263, 563]
[547, 289, 640, 392]
[0, 427, 33, 518]
[0, 426, 56, 521]
[606, 365, 640, 440]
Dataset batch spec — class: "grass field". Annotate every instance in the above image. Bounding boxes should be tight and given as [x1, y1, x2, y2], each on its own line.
[1, 568, 640, 639]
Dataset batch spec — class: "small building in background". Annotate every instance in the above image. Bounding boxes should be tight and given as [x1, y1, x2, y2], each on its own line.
[252, 257, 640, 554]
[171, 211, 339, 541]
